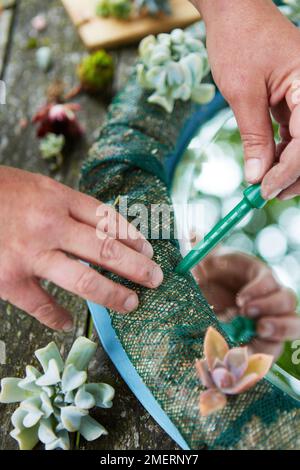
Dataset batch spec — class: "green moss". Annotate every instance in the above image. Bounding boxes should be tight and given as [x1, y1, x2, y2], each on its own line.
[77, 50, 114, 93]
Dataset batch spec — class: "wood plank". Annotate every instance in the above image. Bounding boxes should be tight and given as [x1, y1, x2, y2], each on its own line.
[61, 0, 99, 26]
[62, 0, 200, 50]
[0, 0, 176, 450]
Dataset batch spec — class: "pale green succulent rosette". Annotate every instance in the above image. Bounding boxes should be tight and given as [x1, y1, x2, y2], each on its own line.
[137, 29, 215, 113]
[0, 337, 114, 450]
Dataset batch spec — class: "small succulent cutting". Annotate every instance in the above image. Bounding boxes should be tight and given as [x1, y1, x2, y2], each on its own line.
[0, 337, 115, 450]
[137, 29, 215, 113]
[77, 50, 114, 94]
[196, 327, 273, 417]
[96, 0, 132, 19]
[33, 102, 84, 139]
[39, 133, 65, 170]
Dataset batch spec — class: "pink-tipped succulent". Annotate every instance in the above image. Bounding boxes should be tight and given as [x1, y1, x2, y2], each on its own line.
[196, 327, 273, 417]
[33, 103, 84, 139]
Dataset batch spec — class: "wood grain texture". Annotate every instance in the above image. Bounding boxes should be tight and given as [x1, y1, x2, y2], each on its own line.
[0, 0, 176, 450]
[62, 0, 200, 49]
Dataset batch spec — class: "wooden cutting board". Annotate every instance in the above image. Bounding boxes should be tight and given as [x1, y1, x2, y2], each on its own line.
[61, 0, 200, 50]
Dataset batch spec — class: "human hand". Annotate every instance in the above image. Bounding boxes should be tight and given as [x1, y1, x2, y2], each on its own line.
[0, 167, 163, 331]
[192, 0, 300, 200]
[193, 250, 300, 358]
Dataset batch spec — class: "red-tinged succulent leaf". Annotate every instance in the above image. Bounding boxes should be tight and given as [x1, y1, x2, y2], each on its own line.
[199, 389, 227, 417]
[204, 327, 229, 371]
[244, 354, 273, 380]
[211, 367, 235, 391]
[32, 104, 51, 123]
[224, 347, 248, 380]
[195, 359, 214, 389]
[33, 103, 83, 139]
[223, 372, 259, 395]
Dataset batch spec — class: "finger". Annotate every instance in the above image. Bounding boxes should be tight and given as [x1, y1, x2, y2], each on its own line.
[243, 288, 297, 319]
[68, 190, 153, 258]
[237, 269, 279, 308]
[248, 337, 283, 360]
[257, 315, 300, 342]
[197, 252, 262, 290]
[261, 138, 300, 199]
[278, 178, 300, 200]
[262, 92, 300, 199]
[34, 251, 139, 313]
[229, 89, 275, 183]
[60, 220, 163, 289]
[4, 279, 73, 331]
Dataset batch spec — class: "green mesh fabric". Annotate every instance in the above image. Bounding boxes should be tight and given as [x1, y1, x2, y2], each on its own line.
[80, 72, 300, 449]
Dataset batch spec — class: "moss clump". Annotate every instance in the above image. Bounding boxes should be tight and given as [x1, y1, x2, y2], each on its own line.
[77, 50, 114, 93]
[96, 0, 132, 19]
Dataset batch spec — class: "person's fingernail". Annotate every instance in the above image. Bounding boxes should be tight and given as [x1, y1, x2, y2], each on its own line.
[151, 266, 164, 288]
[246, 306, 260, 318]
[62, 320, 74, 332]
[258, 322, 275, 339]
[124, 294, 139, 312]
[236, 295, 247, 308]
[263, 187, 281, 200]
[279, 193, 298, 201]
[245, 159, 263, 182]
[141, 241, 154, 259]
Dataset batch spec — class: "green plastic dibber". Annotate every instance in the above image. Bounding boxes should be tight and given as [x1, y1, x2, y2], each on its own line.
[175, 184, 267, 275]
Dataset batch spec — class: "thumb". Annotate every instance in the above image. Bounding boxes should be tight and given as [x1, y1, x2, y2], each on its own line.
[231, 92, 275, 184]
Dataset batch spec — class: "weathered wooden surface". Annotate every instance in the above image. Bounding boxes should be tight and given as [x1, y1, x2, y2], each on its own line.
[0, 0, 177, 450]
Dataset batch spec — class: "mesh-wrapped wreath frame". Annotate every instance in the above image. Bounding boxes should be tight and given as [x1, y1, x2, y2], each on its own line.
[80, 25, 300, 450]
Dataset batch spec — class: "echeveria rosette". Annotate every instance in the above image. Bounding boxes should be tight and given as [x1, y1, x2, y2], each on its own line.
[137, 29, 215, 113]
[196, 327, 273, 417]
[0, 337, 115, 450]
[39, 133, 65, 170]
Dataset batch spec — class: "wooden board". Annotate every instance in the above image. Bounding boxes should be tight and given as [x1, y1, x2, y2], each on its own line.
[61, 0, 200, 50]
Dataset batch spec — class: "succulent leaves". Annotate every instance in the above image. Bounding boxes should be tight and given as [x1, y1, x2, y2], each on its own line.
[196, 327, 273, 417]
[96, 0, 132, 19]
[96, 0, 171, 18]
[0, 337, 114, 450]
[137, 29, 215, 113]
